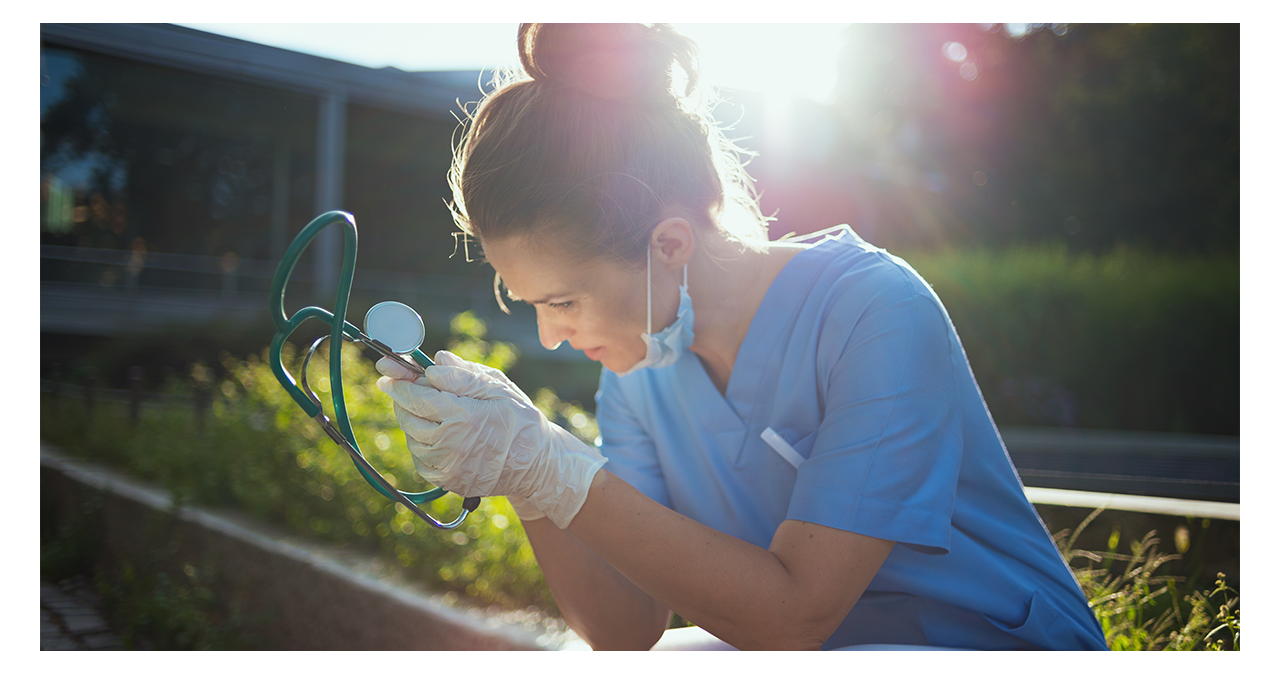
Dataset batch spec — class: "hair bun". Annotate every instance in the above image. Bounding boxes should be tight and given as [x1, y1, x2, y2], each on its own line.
[518, 23, 698, 102]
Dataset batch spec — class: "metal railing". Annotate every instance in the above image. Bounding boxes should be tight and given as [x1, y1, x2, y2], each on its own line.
[39, 244, 556, 352]
[40, 244, 489, 299]
[1001, 426, 1239, 503]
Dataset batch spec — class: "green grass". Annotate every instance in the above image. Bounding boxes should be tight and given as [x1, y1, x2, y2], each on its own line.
[1054, 507, 1239, 650]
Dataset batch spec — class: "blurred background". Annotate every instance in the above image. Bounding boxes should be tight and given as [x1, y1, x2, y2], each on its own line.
[40, 22, 1239, 435]
[39, 23, 1240, 650]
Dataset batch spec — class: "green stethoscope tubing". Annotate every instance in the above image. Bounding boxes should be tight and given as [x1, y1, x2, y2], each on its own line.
[269, 211, 477, 527]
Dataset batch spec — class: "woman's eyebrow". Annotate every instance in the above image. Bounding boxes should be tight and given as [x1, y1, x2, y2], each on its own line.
[525, 295, 570, 305]
[507, 288, 575, 306]
[504, 289, 546, 305]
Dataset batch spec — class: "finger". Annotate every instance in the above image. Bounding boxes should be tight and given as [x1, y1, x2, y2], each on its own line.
[375, 375, 408, 396]
[468, 361, 531, 404]
[375, 356, 419, 381]
[409, 456, 448, 488]
[430, 351, 530, 404]
[433, 350, 467, 367]
[397, 413, 481, 494]
[378, 377, 467, 421]
[431, 350, 514, 390]
[403, 435, 452, 486]
[423, 363, 505, 399]
[392, 402, 447, 447]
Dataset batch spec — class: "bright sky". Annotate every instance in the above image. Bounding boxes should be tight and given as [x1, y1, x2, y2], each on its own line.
[178, 23, 850, 103]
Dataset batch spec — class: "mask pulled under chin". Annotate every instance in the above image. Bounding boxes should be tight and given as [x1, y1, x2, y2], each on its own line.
[616, 249, 694, 376]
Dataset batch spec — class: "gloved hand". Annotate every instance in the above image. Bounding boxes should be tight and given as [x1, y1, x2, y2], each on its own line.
[375, 351, 606, 529]
[373, 354, 549, 523]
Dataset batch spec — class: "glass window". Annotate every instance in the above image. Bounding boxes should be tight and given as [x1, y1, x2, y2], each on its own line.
[41, 44, 319, 292]
[341, 102, 496, 319]
[343, 102, 473, 277]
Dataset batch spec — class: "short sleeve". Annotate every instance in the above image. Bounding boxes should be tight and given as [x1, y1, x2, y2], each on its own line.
[786, 279, 962, 555]
[594, 370, 674, 509]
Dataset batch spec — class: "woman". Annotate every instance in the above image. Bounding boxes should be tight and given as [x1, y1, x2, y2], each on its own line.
[375, 23, 1107, 651]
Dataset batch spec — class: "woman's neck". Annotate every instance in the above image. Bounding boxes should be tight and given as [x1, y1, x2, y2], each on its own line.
[687, 239, 805, 395]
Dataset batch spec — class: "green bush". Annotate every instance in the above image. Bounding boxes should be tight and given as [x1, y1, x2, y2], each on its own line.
[906, 245, 1238, 435]
[41, 311, 611, 613]
[96, 561, 261, 650]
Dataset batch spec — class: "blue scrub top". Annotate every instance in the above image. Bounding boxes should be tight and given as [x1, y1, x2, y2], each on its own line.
[595, 228, 1108, 650]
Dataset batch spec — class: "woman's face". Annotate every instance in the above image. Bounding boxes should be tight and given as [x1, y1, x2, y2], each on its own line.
[481, 235, 681, 373]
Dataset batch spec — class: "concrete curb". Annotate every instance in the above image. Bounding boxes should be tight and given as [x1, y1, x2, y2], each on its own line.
[41, 444, 559, 650]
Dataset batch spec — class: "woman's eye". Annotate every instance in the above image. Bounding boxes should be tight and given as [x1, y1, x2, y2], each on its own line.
[549, 301, 575, 311]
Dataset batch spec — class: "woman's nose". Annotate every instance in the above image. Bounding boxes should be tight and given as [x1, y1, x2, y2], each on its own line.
[537, 311, 571, 350]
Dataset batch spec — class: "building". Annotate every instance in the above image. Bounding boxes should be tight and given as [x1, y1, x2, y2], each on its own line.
[41, 23, 519, 346]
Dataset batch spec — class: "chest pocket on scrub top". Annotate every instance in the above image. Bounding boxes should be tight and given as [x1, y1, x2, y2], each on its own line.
[756, 427, 818, 470]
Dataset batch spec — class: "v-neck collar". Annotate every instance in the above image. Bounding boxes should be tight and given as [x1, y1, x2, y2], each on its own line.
[681, 233, 847, 431]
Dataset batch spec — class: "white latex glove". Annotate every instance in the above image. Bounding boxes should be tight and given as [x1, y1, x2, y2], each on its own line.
[375, 354, 548, 523]
[375, 351, 606, 529]
[376, 354, 542, 523]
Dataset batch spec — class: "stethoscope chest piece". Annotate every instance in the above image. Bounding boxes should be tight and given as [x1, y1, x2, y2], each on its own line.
[365, 301, 425, 354]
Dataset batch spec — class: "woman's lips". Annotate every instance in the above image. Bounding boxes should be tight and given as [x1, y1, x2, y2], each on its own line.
[584, 346, 605, 361]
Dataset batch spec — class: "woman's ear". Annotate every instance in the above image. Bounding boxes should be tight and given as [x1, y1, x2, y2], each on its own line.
[649, 218, 694, 270]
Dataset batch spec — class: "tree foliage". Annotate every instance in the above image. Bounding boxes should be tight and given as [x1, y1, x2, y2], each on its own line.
[738, 24, 1239, 254]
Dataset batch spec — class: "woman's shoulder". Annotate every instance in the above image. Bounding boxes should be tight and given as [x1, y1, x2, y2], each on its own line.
[790, 227, 938, 315]
[780, 229, 955, 372]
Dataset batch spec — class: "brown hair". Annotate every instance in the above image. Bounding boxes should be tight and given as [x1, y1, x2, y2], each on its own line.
[448, 23, 768, 274]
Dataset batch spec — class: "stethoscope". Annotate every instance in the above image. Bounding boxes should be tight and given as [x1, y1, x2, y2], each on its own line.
[268, 211, 479, 530]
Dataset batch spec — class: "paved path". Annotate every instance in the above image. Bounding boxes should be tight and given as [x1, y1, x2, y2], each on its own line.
[40, 577, 128, 650]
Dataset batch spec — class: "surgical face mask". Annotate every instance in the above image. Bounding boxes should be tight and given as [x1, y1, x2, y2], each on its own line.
[617, 247, 694, 376]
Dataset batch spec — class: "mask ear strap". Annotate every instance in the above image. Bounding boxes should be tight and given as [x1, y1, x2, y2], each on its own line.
[646, 246, 653, 334]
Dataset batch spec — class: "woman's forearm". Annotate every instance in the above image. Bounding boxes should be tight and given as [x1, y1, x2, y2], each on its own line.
[565, 471, 824, 650]
[521, 515, 671, 650]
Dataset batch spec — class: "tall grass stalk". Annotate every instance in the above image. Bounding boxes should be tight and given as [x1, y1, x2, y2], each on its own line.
[1055, 506, 1239, 650]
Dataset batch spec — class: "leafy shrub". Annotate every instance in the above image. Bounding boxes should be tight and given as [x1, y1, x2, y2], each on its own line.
[907, 245, 1238, 435]
[41, 311, 604, 612]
